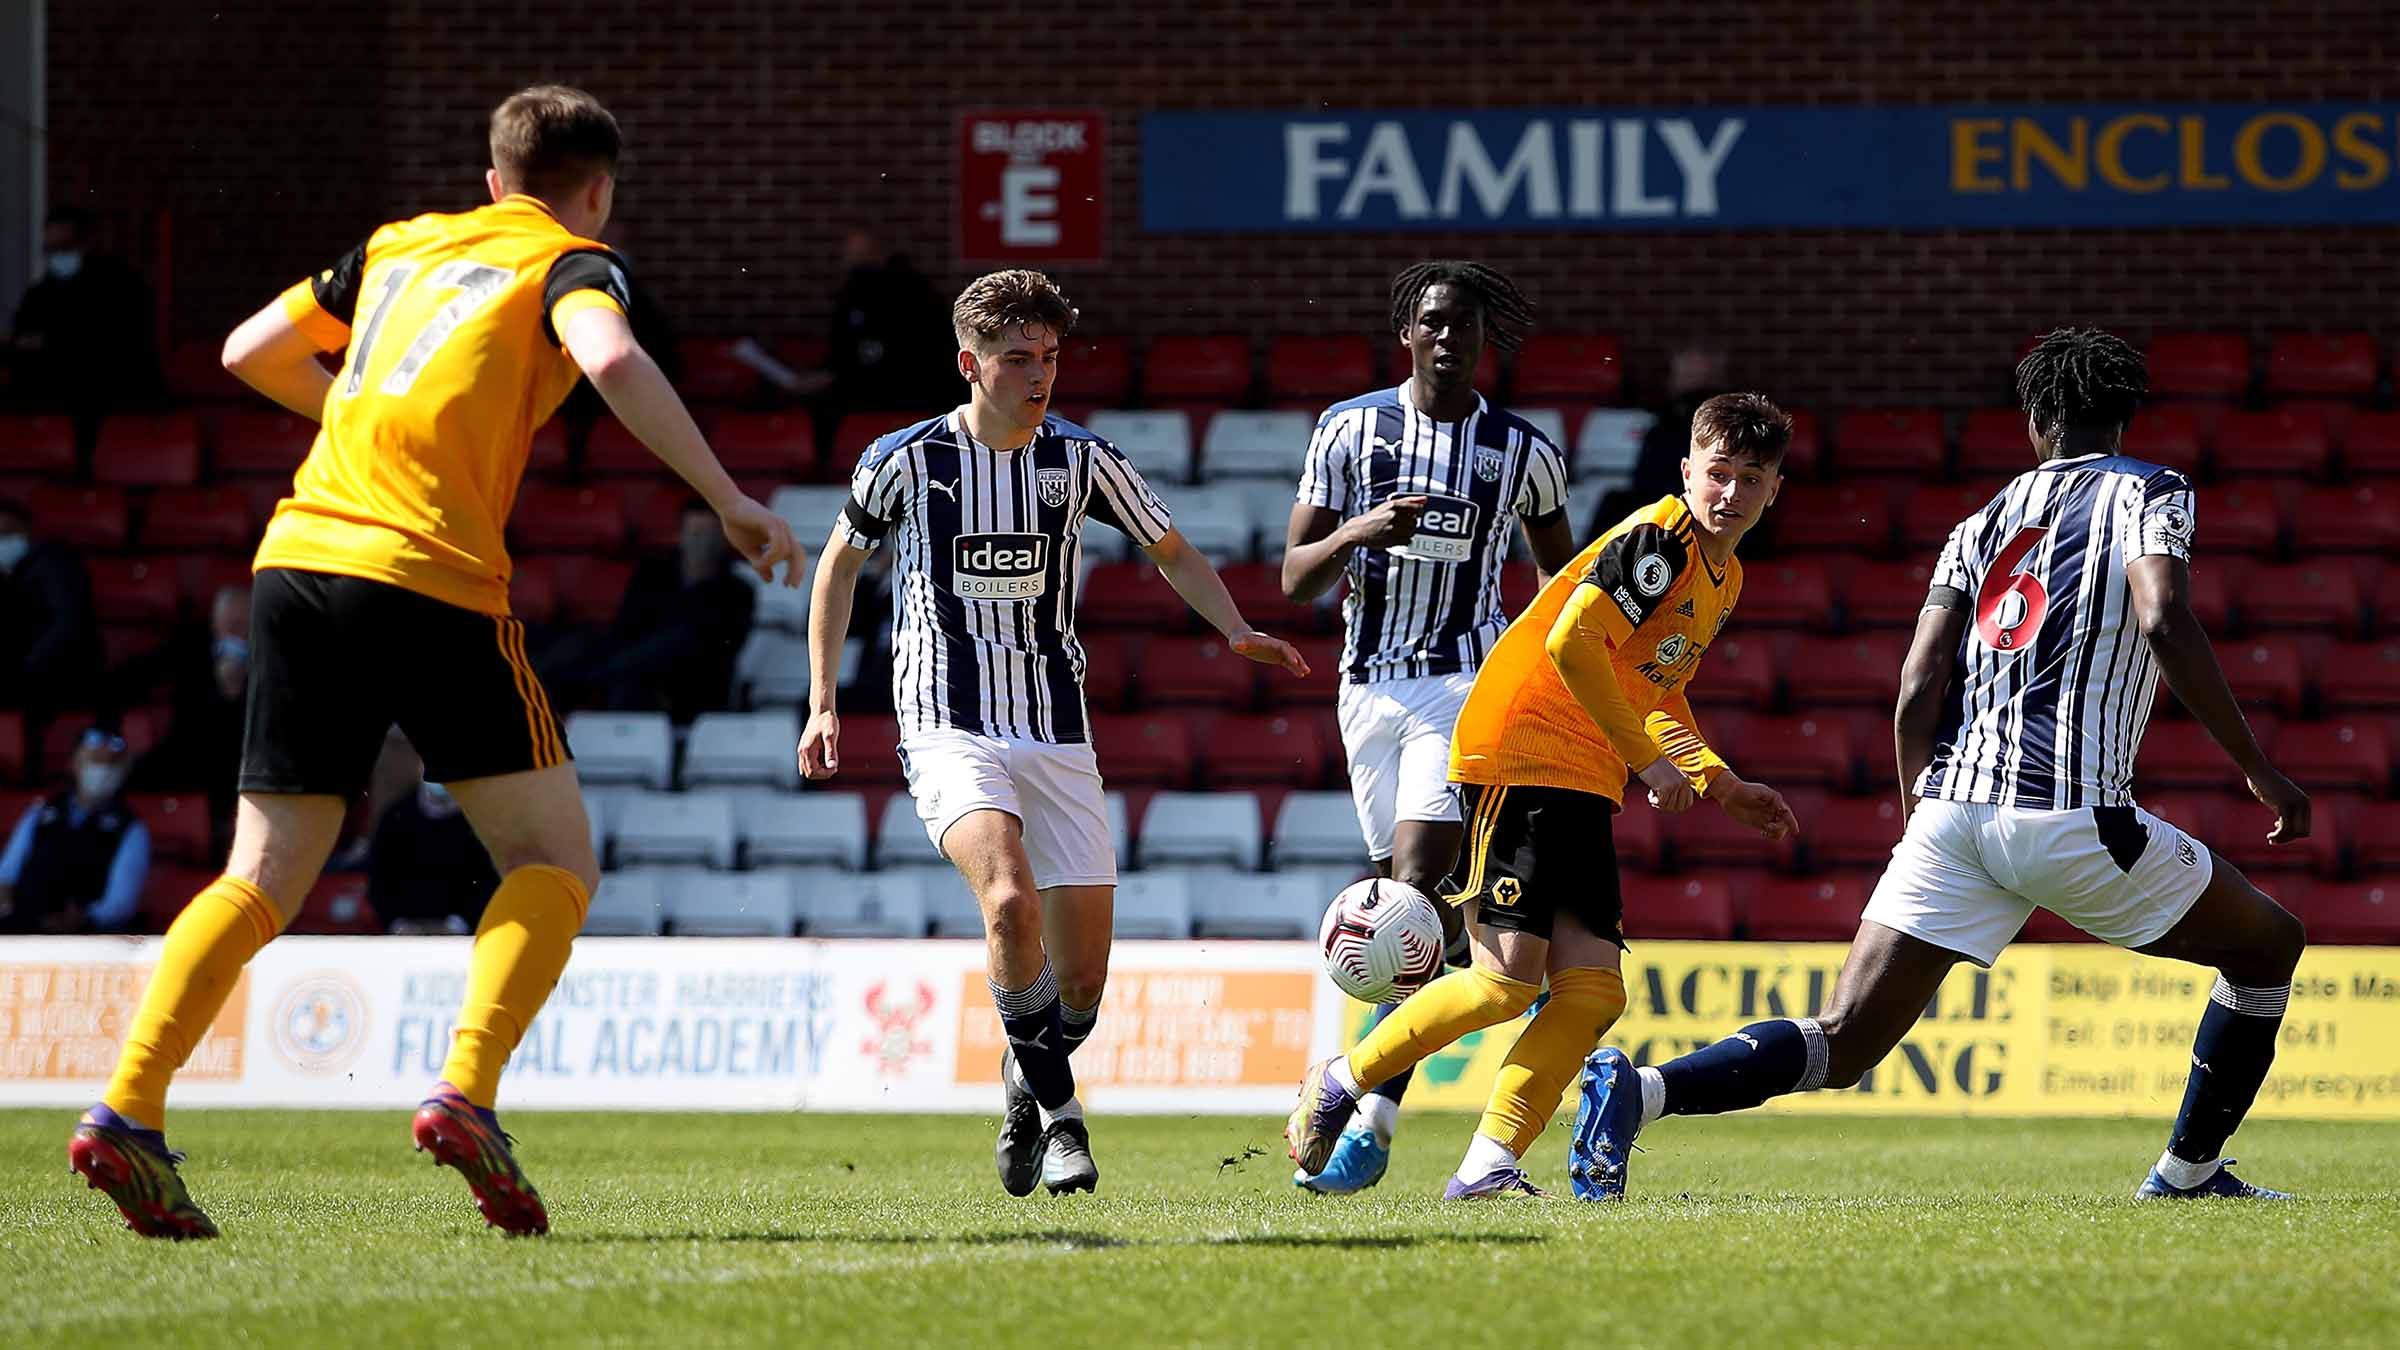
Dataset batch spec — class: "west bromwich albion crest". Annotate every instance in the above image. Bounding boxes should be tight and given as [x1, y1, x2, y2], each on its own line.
[1474, 445, 1505, 482]
[1038, 467, 1071, 508]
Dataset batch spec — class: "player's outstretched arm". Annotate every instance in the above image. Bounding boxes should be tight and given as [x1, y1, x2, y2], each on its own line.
[1895, 588, 1969, 819]
[2128, 556, 2310, 842]
[799, 529, 870, 780]
[1143, 528, 1309, 676]
[222, 300, 336, 420]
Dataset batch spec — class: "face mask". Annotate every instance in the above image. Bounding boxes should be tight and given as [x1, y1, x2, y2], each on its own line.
[213, 636, 250, 665]
[0, 534, 25, 571]
[46, 250, 83, 281]
[418, 783, 460, 818]
[78, 764, 125, 801]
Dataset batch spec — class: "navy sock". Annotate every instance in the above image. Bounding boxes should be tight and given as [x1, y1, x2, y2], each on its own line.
[1361, 1002, 1413, 1105]
[993, 964, 1075, 1111]
[2168, 977, 2288, 1165]
[1060, 997, 1100, 1058]
[1658, 1018, 1828, 1117]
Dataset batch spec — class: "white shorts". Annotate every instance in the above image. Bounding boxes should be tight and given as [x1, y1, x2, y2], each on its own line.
[1336, 672, 1473, 861]
[1862, 797, 2214, 968]
[899, 728, 1116, 889]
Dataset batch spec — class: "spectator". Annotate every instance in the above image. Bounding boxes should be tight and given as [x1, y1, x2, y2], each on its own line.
[368, 778, 498, 935]
[8, 206, 161, 429]
[821, 228, 955, 414]
[122, 585, 251, 845]
[0, 727, 148, 933]
[0, 496, 104, 719]
[1593, 343, 1731, 536]
[543, 499, 756, 722]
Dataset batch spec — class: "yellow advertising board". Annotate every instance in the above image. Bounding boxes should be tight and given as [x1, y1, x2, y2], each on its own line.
[1352, 943, 2400, 1120]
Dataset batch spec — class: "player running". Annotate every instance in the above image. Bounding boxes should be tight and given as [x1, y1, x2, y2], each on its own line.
[1281, 261, 1577, 1194]
[1575, 328, 2311, 1202]
[65, 85, 800, 1240]
[800, 269, 1307, 1198]
[1286, 394, 1802, 1198]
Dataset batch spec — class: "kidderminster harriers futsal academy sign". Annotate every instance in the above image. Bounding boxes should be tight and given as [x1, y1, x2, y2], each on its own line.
[1140, 105, 2400, 231]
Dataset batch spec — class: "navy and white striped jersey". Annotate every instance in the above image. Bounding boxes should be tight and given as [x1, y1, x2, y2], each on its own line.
[1916, 452, 2199, 809]
[1297, 384, 1569, 684]
[838, 408, 1172, 744]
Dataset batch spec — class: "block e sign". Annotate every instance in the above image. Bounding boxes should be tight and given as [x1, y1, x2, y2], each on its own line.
[958, 109, 1106, 265]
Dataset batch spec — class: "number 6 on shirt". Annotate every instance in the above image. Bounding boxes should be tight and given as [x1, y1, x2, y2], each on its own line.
[1975, 525, 2049, 652]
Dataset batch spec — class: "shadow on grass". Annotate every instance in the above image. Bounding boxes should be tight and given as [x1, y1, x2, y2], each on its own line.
[1207, 1233, 1544, 1250]
[558, 1229, 1539, 1251]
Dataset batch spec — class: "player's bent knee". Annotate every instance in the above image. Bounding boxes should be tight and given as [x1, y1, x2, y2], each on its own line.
[980, 887, 1043, 950]
[1056, 969, 1107, 1010]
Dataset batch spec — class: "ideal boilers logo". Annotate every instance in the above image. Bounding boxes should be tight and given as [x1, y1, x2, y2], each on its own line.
[951, 532, 1048, 600]
[271, 971, 370, 1075]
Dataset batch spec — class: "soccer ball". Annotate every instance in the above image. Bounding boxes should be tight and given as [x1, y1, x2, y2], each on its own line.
[1318, 878, 1446, 1004]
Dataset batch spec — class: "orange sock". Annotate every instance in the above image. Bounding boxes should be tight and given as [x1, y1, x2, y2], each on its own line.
[439, 865, 590, 1108]
[1346, 965, 1542, 1092]
[104, 876, 287, 1130]
[1477, 966, 1628, 1158]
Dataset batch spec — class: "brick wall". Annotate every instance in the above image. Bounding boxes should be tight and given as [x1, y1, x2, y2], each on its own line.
[48, 1, 2400, 407]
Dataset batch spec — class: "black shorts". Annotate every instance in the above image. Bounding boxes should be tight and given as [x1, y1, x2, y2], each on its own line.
[1442, 783, 1624, 945]
[240, 567, 572, 795]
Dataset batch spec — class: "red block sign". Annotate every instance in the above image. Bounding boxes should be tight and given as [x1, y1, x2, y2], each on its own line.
[957, 109, 1106, 266]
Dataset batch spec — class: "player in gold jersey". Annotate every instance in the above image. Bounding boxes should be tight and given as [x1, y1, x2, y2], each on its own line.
[66, 86, 799, 1240]
[1287, 394, 1800, 1197]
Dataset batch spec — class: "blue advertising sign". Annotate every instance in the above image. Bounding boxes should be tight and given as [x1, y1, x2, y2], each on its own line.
[1140, 106, 2400, 231]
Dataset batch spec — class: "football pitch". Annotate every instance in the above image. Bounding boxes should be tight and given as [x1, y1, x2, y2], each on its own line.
[3, 1110, 2394, 1348]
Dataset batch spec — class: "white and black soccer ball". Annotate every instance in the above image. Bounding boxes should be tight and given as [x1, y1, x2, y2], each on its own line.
[1318, 878, 1446, 1005]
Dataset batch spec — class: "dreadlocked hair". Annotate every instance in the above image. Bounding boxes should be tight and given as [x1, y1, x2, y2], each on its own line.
[2015, 327, 2147, 437]
[1389, 260, 1535, 353]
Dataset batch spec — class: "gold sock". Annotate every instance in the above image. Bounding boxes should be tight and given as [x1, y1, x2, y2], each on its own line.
[438, 865, 591, 1108]
[103, 876, 287, 1130]
[1346, 964, 1541, 1092]
[1477, 966, 1628, 1158]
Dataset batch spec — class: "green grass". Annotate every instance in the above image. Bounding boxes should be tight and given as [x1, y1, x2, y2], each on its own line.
[4, 1109, 2396, 1347]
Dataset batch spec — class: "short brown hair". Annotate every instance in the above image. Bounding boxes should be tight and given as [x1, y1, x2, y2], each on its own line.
[952, 269, 1078, 353]
[1690, 392, 1794, 469]
[490, 85, 621, 202]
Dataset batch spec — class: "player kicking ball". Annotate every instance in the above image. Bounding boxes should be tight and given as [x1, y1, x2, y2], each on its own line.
[1286, 395, 1801, 1198]
[67, 86, 800, 1238]
[1281, 261, 1578, 1194]
[801, 269, 1307, 1197]
[1575, 329, 2311, 1202]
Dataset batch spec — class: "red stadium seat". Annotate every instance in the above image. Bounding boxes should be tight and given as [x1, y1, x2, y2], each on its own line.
[2239, 563, 2363, 637]
[1613, 802, 1664, 871]
[1740, 714, 1857, 790]
[174, 555, 250, 615]
[1737, 559, 1839, 631]
[1079, 632, 1138, 711]
[711, 412, 819, 478]
[2018, 908, 2102, 943]
[162, 339, 248, 402]
[778, 336, 830, 376]
[2342, 410, 2400, 478]
[2374, 571, 2400, 638]
[2140, 792, 2229, 849]
[1266, 639, 1343, 708]
[210, 410, 317, 474]
[2210, 407, 2331, 479]
[512, 482, 628, 553]
[2187, 560, 2240, 637]
[829, 715, 906, 786]
[1688, 635, 1777, 709]
[2146, 332, 2251, 399]
[1898, 483, 1997, 554]
[2287, 881, 2400, 945]
[0, 712, 24, 784]
[2294, 483, 2400, 556]
[1807, 795, 1907, 870]
[1054, 335, 1133, 405]
[1081, 561, 1186, 630]
[582, 416, 659, 473]
[549, 556, 633, 626]
[93, 414, 202, 486]
[2342, 799, 2400, 876]
[1142, 336, 1252, 402]
[673, 337, 760, 403]
[127, 792, 215, 864]
[526, 418, 570, 474]
[1091, 713, 1198, 787]
[2118, 404, 2206, 475]
[2135, 716, 2280, 793]
[1267, 337, 1374, 400]
[1511, 334, 1623, 403]
[508, 555, 561, 624]
[1842, 559, 1939, 629]
[2273, 717, 2392, 793]
[1499, 562, 1539, 616]
[85, 557, 180, 623]
[1136, 635, 1261, 709]
[1202, 712, 1330, 787]
[1833, 409, 1945, 475]
[290, 875, 382, 936]
[1780, 410, 1823, 480]
[142, 485, 255, 552]
[1774, 483, 1894, 555]
[621, 478, 692, 551]
[2266, 333, 2378, 399]
[1667, 791, 1806, 871]
[2217, 637, 2311, 717]
[0, 413, 79, 472]
[1782, 633, 1907, 708]
[27, 484, 129, 550]
[139, 863, 216, 933]
[1745, 872, 1875, 942]
[1620, 875, 1735, 941]
[2214, 800, 2339, 878]
[2193, 484, 2286, 558]
[1955, 409, 2031, 478]
[2319, 640, 2400, 712]
[1216, 561, 1325, 634]
[826, 411, 943, 479]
